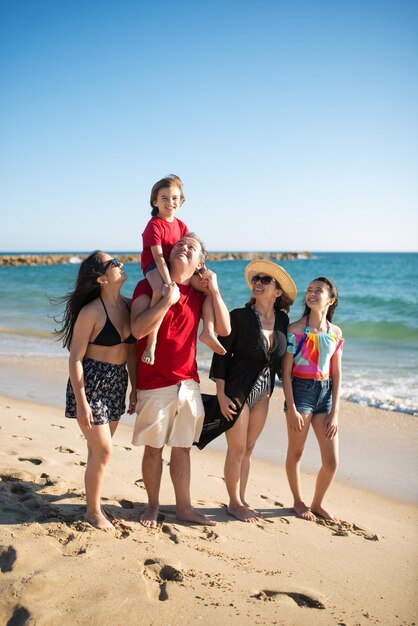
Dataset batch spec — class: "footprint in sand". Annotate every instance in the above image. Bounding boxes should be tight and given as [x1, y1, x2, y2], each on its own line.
[143, 558, 184, 601]
[260, 494, 285, 507]
[162, 521, 219, 545]
[0, 545, 17, 572]
[315, 518, 380, 541]
[6, 606, 32, 625]
[49, 526, 89, 556]
[0, 476, 60, 523]
[162, 524, 180, 544]
[55, 446, 75, 454]
[51, 424, 65, 429]
[18, 457, 43, 466]
[40, 472, 55, 486]
[75, 461, 87, 467]
[202, 527, 218, 541]
[12, 435, 32, 440]
[253, 589, 326, 610]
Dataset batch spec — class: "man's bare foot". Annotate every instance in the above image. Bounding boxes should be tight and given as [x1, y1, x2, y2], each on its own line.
[311, 505, 338, 521]
[227, 504, 261, 523]
[199, 331, 226, 355]
[140, 505, 160, 528]
[141, 346, 155, 366]
[176, 507, 216, 526]
[84, 512, 114, 531]
[293, 502, 316, 522]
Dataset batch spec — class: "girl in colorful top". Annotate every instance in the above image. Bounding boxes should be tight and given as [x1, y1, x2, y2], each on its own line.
[140, 174, 225, 365]
[282, 276, 344, 522]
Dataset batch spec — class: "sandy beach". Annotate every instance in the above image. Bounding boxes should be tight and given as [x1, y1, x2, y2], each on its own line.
[1, 362, 417, 625]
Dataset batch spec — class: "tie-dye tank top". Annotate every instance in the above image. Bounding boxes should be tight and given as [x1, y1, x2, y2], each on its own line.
[287, 317, 344, 380]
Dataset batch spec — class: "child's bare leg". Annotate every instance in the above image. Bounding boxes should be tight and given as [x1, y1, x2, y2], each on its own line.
[199, 295, 226, 355]
[285, 414, 316, 521]
[142, 269, 164, 366]
[310, 414, 339, 520]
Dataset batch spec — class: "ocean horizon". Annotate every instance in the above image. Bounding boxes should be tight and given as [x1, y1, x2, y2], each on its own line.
[1, 252, 417, 416]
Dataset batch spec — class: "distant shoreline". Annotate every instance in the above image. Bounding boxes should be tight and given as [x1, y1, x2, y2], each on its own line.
[0, 251, 312, 267]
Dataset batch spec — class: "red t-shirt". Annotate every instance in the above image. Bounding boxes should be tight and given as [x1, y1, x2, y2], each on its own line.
[141, 216, 189, 273]
[132, 279, 205, 390]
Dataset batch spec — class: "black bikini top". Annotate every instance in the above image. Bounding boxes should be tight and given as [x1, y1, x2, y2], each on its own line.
[89, 297, 136, 347]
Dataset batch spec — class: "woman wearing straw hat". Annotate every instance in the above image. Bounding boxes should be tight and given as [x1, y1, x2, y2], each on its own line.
[209, 260, 296, 522]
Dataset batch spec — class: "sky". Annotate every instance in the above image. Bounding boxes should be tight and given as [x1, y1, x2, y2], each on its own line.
[0, 0, 417, 252]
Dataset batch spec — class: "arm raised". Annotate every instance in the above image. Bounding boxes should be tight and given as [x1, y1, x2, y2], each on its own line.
[130, 282, 180, 340]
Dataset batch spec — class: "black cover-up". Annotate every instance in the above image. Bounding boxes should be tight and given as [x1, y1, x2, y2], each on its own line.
[196, 306, 288, 449]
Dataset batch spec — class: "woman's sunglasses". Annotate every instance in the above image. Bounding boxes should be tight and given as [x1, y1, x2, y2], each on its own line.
[251, 274, 275, 285]
[102, 257, 121, 272]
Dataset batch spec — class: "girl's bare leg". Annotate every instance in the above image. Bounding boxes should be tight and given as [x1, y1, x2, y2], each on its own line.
[199, 295, 226, 355]
[142, 269, 164, 365]
[285, 413, 316, 521]
[239, 395, 269, 511]
[79, 421, 118, 531]
[310, 413, 339, 520]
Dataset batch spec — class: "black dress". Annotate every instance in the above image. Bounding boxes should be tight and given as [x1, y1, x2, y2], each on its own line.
[196, 306, 288, 449]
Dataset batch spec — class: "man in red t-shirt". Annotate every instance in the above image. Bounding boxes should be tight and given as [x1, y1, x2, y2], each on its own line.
[131, 233, 230, 528]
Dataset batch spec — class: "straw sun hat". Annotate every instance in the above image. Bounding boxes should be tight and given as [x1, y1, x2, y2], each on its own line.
[244, 259, 297, 304]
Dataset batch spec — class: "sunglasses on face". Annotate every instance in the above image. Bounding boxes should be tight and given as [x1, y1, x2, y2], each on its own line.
[251, 274, 275, 285]
[102, 257, 121, 272]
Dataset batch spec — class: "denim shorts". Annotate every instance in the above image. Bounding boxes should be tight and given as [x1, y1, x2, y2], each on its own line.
[285, 377, 333, 415]
[143, 262, 157, 277]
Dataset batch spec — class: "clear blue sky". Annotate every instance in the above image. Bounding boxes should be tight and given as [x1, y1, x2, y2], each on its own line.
[1, 0, 417, 252]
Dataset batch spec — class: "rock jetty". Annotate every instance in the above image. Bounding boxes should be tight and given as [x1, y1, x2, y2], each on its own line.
[0, 251, 311, 267]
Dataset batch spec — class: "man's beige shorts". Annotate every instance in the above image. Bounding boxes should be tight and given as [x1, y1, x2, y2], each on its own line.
[132, 380, 204, 448]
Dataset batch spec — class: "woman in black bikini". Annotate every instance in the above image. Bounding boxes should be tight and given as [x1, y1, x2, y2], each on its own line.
[55, 251, 136, 530]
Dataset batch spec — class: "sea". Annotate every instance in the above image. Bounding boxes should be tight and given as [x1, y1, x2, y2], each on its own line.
[1, 252, 417, 416]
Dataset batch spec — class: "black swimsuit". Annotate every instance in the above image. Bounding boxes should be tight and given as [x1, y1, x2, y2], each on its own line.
[89, 297, 136, 346]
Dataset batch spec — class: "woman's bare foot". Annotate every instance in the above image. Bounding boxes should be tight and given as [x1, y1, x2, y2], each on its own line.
[293, 502, 316, 522]
[141, 345, 156, 366]
[241, 499, 263, 517]
[227, 504, 261, 523]
[311, 505, 338, 521]
[176, 507, 216, 526]
[84, 512, 114, 531]
[140, 505, 160, 528]
[199, 331, 226, 355]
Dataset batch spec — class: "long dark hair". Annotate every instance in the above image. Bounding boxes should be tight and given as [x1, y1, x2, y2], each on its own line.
[52, 251, 105, 349]
[302, 276, 339, 322]
[245, 280, 293, 313]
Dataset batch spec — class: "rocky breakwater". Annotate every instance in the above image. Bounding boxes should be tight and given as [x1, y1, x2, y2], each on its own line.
[0, 251, 311, 267]
[207, 251, 311, 261]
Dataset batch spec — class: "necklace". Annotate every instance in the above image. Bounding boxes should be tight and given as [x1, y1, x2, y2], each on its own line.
[253, 305, 275, 327]
[252, 305, 275, 351]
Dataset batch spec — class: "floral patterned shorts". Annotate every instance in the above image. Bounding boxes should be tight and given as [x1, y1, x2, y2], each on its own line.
[65, 357, 128, 425]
